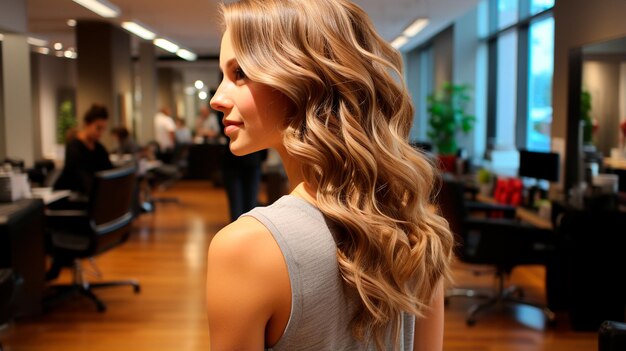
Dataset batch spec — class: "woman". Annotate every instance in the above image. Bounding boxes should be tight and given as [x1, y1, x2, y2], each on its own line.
[54, 104, 113, 195]
[206, 1, 454, 350]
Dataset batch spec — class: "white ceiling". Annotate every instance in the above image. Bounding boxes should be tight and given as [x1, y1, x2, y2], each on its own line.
[25, 0, 481, 57]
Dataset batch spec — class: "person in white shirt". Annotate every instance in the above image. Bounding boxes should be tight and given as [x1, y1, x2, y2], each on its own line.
[154, 106, 176, 162]
[175, 118, 193, 145]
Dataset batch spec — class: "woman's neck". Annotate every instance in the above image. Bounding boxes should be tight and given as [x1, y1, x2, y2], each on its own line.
[275, 146, 317, 205]
[77, 131, 95, 150]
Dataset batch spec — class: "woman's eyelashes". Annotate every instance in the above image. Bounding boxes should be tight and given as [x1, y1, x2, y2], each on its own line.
[234, 67, 247, 81]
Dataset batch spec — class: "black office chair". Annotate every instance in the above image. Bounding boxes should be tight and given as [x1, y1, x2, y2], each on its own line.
[437, 177, 556, 326]
[27, 159, 56, 187]
[44, 166, 140, 312]
[599, 321, 626, 351]
[0, 269, 18, 351]
[550, 207, 626, 331]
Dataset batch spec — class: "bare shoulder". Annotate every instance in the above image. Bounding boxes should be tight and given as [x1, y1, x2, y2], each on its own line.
[207, 215, 288, 291]
[209, 216, 280, 263]
[206, 215, 291, 348]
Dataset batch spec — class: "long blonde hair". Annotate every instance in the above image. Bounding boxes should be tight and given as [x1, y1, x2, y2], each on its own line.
[221, 0, 454, 348]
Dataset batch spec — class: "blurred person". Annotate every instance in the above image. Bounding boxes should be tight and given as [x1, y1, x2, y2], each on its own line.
[111, 126, 139, 156]
[53, 104, 113, 195]
[175, 118, 193, 145]
[154, 106, 176, 162]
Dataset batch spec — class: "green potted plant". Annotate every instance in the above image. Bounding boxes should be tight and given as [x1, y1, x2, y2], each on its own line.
[580, 90, 594, 147]
[427, 82, 476, 172]
[57, 100, 76, 144]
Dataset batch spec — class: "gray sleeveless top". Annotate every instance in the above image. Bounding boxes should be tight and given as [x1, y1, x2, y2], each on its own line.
[243, 195, 415, 351]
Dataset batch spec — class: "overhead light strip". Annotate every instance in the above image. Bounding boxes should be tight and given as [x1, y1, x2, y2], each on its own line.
[27, 36, 49, 47]
[176, 48, 197, 61]
[72, 0, 120, 18]
[391, 36, 409, 49]
[154, 38, 179, 53]
[392, 17, 429, 50]
[122, 21, 156, 40]
[402, 18, 430, 37]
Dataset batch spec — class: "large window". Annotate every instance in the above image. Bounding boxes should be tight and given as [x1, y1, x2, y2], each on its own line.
[530, 0, 555, 15]
[498, 0, 518, 29]
[485, 0, 554, 151]
[527, 16, 554, 151]
[496, 30, 518, 147]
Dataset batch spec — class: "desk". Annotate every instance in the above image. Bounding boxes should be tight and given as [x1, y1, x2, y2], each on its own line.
[475, 194, 553, 229]
[0, 199, 45, 317]
[30, 188, 71, 205]
[604, 157, 626, 171]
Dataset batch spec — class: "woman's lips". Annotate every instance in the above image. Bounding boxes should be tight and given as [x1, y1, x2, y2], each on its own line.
[224, 121, 243, 135]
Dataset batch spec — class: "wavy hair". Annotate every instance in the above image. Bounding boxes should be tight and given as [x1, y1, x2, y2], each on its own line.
[221, 0, 454, 348]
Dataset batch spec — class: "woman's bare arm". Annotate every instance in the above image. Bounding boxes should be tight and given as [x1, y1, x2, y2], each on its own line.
[413, 281, 445, 351]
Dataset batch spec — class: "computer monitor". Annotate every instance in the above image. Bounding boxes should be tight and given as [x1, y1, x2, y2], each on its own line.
[518, 149, 560, 182]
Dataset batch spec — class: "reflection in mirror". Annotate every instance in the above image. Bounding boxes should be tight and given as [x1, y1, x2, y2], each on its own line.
[581, 37, 626, 158]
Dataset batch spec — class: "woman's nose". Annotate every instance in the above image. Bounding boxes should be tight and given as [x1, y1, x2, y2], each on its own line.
[210, 86, 231, 112]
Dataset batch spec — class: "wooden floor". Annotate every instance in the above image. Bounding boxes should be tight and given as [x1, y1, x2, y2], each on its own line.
[1, 181, 597, 351]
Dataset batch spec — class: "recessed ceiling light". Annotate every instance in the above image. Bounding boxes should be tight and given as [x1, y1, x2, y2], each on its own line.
[198, 91, 208, 100]
[54, 42, 63, 50]
[67, 19, 77, 27]
[194, 80, 204, 90]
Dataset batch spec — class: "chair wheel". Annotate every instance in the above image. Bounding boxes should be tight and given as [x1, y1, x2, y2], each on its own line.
[133, 285, 141, 294]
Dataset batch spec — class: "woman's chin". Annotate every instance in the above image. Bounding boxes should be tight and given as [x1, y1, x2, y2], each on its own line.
[228, 141, 252, 156]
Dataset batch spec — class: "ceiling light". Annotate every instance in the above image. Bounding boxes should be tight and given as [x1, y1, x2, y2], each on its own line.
[402, 18, 430, 37]
[122, 21, 156, 41]
[67, 19, 77, 27]
[55, 51, 64, 58]
[154, 38, 179, 53]
[391, 36, 409, 49]
[194, 80, 204, 90]
[27, 36, 48, 47]
[37, 47, 50, 55]
[54, 42, 63, 50]
[71, 0, 120, 18]
[177, 48, 197, 61]
[64, 50, 74, 58]
[198, 91, 208, 100]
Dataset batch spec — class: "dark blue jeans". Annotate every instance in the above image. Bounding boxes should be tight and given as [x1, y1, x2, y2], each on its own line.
[222, 166, 261, 222]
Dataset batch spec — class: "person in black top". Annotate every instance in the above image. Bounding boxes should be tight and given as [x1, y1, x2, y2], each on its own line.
[214, 106, 266, 222]
[53, 104, 113, 195]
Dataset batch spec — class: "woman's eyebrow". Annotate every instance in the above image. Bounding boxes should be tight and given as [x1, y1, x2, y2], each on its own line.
[219, 58, 238, 73]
